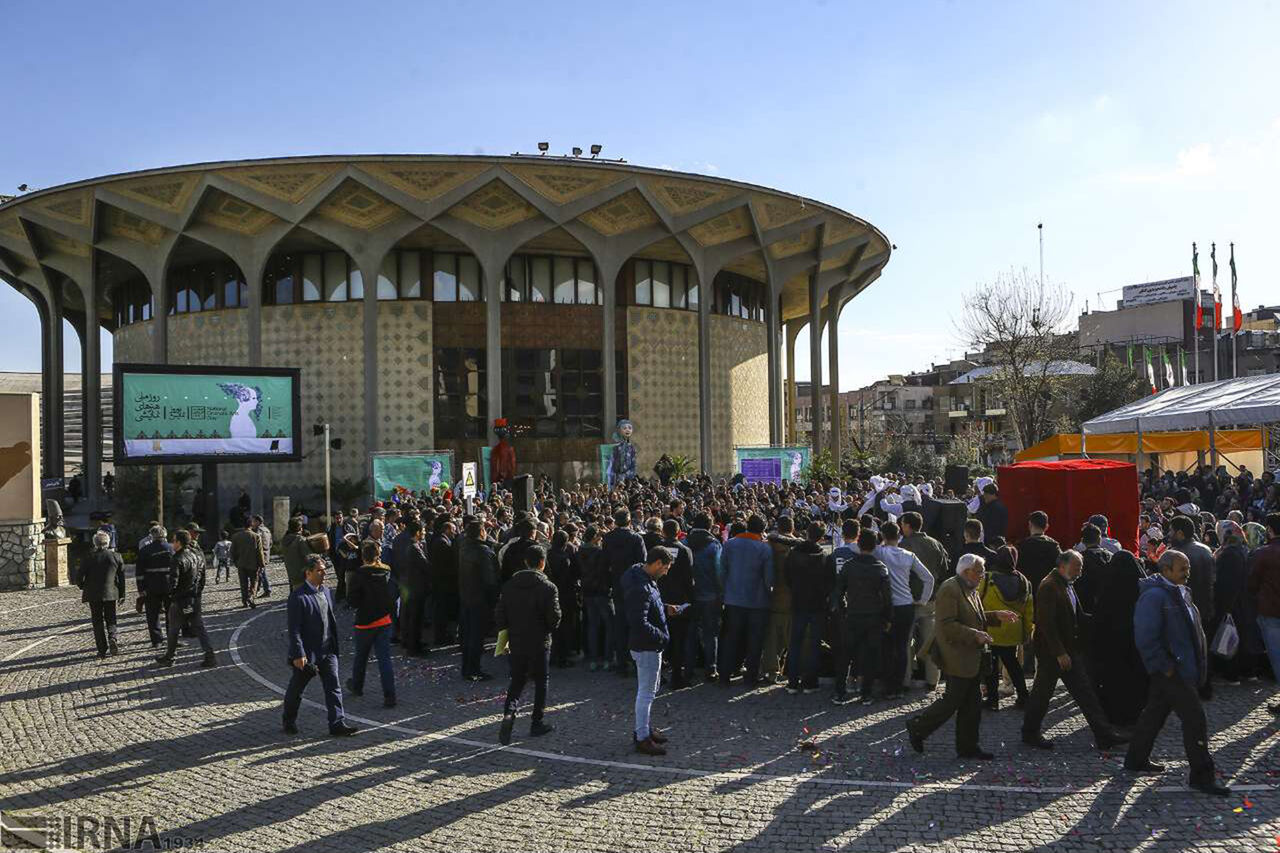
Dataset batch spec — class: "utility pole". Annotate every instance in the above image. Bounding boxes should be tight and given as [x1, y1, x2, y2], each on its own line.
[1038, 223, 1044, 287]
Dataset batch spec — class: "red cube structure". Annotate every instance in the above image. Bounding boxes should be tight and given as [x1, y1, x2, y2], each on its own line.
[995, 459, 1140, 553]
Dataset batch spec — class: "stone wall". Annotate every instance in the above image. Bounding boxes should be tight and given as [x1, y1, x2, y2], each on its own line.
[625, 307, 701, 475]
[112, 321, 154, 364]
[166, 310, 251, 366]
[709, 315, 769, 475]
[0, 520, 45, 590]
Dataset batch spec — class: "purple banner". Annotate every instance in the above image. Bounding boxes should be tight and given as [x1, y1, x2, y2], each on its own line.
[741, 456, 782, 485]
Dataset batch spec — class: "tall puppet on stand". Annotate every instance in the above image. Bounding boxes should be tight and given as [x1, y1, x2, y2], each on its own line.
[609, 418, 637, 488]
[491, 418, 516, 490]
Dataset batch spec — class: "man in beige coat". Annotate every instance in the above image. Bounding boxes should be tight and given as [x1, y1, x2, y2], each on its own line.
[905, 553, 1019, 759]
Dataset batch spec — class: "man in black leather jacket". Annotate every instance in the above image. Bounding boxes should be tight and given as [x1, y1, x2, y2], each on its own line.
[157, 529, 216, 668]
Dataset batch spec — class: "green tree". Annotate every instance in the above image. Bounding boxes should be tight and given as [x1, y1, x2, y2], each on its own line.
[1063, 351, 1151, 428]
[112, 465, 197, 551]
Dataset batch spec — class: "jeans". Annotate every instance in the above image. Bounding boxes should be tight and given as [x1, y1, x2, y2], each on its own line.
[583, 595, 615, 665]
[351, 625, 395, 698]
[1258, 615, 1280, 681]
[786, 610, 824, 687]
[504, 646, 551, 722]
[632, 650, 662, 740]
[884, 604, 916, 690]
[258, 565, 272, 595]
[688, 600, 721, 674]
[836, 614, 885, 697]
[718, 605, 769, 682]
[459, 603, 489, 677]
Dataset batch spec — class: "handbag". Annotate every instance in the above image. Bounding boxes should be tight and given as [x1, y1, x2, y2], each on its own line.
[1210, 614, 1239, 659]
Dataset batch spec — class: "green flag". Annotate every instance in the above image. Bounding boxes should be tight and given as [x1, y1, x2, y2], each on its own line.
[1126, 344, 1133, 368]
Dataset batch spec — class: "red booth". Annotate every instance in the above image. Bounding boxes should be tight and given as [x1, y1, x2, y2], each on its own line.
[995, 459, 1140, 552]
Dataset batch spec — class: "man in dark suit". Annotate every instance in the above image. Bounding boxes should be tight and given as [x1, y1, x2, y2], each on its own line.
[79, 530, 126, 658]
[495, 545, 561, 745]
[283, 555, 358, 737]
[1021, 549, 1128, 751]
[1016, 511, 1061, 593]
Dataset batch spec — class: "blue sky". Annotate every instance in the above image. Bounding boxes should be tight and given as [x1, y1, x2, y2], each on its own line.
[1, 0, 1276, 388]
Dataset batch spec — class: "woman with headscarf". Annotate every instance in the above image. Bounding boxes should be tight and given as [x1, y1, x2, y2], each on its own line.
[1088, 548, 1149, 726]
[978, 544, 1033, 709]
[1211, 520, 1254, 683]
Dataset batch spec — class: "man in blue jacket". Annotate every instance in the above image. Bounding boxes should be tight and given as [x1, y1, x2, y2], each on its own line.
[283, 555, 359, 737]
[624, 546, 676, 756]
[1124, 549, 1228, 795]
[717, 515, 775, 686]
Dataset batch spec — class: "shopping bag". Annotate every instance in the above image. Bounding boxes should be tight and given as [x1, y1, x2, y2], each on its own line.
[494, 629, 510, 656]
[1210, 614, 1239, 659]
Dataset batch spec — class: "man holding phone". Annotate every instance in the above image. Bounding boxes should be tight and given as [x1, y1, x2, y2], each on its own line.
[624, 546, 678, 756]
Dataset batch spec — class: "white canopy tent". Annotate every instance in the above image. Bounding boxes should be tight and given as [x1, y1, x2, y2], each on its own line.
[1081, 374, 1280, 472]
[1081, 374, 1280, 435]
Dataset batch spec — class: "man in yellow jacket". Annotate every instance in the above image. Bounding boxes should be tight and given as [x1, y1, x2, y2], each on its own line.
[906, 553, 1020, 760]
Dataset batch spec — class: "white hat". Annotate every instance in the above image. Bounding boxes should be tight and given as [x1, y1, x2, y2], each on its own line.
[975, 476, 994, 493]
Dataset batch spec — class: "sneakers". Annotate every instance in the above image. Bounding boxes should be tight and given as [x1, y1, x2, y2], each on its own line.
[859, 694, 874, 706]
[635, 736, 667, 756]
[831, 693, 854, 706]
[530, 721, 554, 737]
[785, 682, 802, 695]
[499, 711, 516, 745]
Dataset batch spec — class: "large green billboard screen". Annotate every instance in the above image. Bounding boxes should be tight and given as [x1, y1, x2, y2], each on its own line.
[114, 363, 301, 464]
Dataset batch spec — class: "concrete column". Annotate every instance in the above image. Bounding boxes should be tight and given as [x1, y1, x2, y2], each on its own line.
[151, 267, 168, 362]
[483, 264, 503, 441]
[826, 293, 844, 461]
[80, 270, 102, 502]
[599, 261, 619, 438]
[360, 265, 380, 455]
[765, 288, 783, 444]
[34, 293, 53, 477]
[49, 289, 65, 478]
[807, 272, 823, 458]
[695, 265, 712, 471]
[784, 320, 801, 445]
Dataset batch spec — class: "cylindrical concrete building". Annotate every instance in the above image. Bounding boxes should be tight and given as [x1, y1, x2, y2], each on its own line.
[0, 155, 890, 504]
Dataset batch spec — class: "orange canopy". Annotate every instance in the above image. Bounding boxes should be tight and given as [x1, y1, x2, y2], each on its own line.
[1016, 428, 1265, 462]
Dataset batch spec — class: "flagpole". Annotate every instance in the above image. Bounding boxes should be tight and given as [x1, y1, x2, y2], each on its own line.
[1231, 242, 1238, 379]
[1212, 242, 1219, 383]
[1192, 242, 1200, 385]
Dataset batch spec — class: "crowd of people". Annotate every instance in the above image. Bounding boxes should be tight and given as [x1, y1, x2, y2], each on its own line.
[74, 461, 1280, 796]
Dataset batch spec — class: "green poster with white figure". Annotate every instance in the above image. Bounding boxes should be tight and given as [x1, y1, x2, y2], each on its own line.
[371, 451, 455, 500]
[116, 366, 298, 463]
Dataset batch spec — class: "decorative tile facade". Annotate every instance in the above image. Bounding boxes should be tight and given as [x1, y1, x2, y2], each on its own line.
[709, 315, 769, 475]
[375, 302, 433, 451]
[258, 304, 366, 496]
[625, 306, 700, 475]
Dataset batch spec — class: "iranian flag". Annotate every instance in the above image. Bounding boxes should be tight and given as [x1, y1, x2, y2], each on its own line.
[1163, 348, 1174, 388]
[1179, 348, 1189, 385]
[1193, 243, 1203, 329]
[1230, 243, 1242, 332]
[1144, 346, 1157, 393]
[1212, 243, 1222, 329]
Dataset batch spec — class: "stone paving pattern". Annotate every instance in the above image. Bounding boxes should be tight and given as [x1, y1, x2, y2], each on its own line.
[2, 562, 1278, 852]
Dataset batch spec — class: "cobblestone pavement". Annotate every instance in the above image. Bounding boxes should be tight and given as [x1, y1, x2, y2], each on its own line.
[2, 563, 1278, 852]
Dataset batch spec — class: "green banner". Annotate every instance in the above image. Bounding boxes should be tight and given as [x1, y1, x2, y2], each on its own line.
[599, 444, 616, 485]
[371, 452, 455, 500]
[734, 446, 810, 482]
[120, 370, 295, 459]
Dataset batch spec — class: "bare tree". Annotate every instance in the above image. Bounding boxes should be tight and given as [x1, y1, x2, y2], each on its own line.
[957, 268, 1077, 449]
